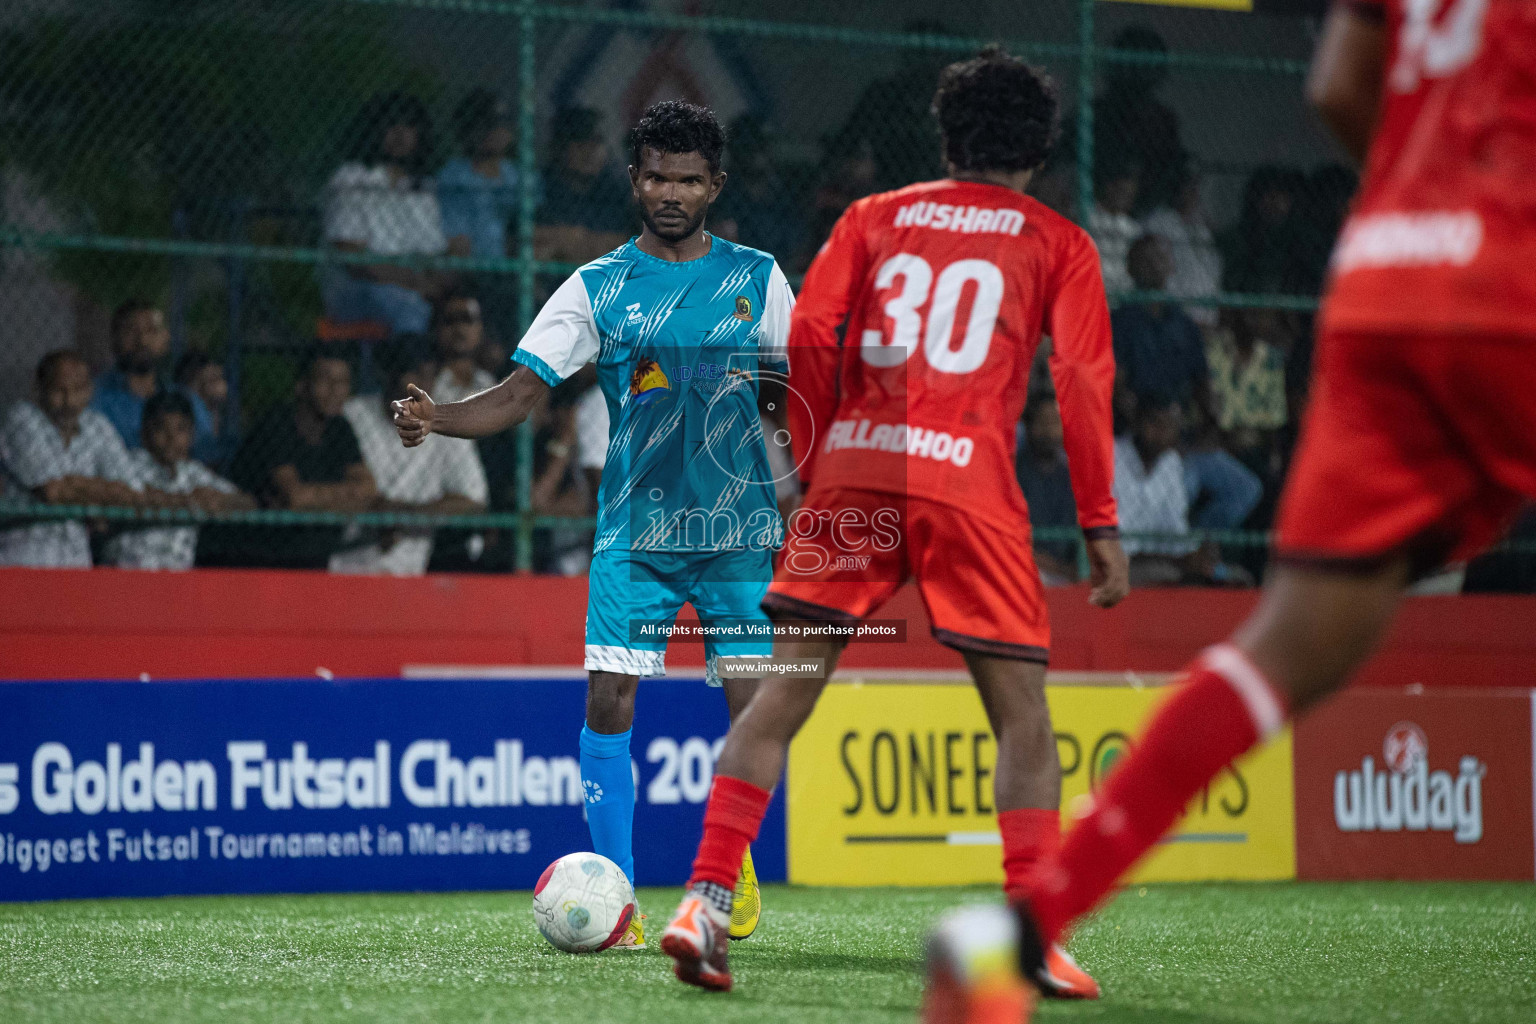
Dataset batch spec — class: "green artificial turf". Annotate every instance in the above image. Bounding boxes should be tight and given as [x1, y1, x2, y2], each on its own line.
[2, 883, 1533, 1023]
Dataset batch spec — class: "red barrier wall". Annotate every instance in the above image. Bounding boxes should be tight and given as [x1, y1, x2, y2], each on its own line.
[3, 567, 1534, 686]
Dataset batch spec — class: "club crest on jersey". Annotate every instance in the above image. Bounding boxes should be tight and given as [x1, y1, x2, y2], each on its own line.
[733, 296, 753, 321]
[629, 357, 670, 405]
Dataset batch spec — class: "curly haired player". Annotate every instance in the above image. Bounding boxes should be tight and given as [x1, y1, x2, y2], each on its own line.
[662, 48, 1129, 996]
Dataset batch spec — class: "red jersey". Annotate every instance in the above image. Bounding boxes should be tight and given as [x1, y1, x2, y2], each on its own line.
[788, 179, 1118, 535]
[1323, 0, 1536, 336]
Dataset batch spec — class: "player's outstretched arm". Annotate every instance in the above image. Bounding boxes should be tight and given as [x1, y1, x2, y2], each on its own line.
[392, 364, 550, 446]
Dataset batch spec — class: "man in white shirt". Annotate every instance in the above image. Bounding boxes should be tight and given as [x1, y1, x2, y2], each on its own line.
[1112, 397, 1203, 586]
[1087, 159, 1142, 297]
[0, 351, 146, 567]
[105, 391, 253, 571]
[334, 353, 488, 575]
[1141, 166, 1223, 327]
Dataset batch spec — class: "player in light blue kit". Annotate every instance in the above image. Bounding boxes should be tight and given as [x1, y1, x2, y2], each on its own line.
[392, 102, 792, 947]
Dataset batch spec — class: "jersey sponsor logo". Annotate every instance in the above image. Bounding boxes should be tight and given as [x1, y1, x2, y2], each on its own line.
[629, 358, 671, 405]
[823, 418, 975, 468]
[1332, 210, 1483, 273]
[624, 303, 645, 326]
[733, 296, 753, 321]
[891, 202, 1025, 236]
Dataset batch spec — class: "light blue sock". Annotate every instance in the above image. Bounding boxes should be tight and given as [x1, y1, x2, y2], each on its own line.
[579, 725, 635, 885]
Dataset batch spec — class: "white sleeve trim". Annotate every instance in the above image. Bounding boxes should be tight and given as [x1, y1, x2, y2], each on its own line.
[516, 271, 601, 382]
[759, 260, 794, 369]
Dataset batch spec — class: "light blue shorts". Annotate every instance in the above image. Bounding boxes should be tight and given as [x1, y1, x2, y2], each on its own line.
[583, 547, 774, 686]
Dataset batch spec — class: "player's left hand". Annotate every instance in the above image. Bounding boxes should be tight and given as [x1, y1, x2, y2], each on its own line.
[1086, 536, 1130, 608]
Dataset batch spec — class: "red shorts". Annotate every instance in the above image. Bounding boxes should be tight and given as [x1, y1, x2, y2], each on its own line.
[1276, 330, 1536, 571]
[763, 487, 1050, 662]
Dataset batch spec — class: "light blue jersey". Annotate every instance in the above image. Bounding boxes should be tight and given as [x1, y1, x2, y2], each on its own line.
[511, 234, 794, 684]
[512, 235, 793, 556]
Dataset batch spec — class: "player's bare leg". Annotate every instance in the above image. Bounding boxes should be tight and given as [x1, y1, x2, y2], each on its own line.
[966, 653, 1098, 1000]
[956, 558, 1411, 1018]
[664, 624, 846, 988]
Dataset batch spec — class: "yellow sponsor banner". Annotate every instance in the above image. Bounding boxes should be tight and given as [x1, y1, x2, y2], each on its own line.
[787, 679, 1294, 886]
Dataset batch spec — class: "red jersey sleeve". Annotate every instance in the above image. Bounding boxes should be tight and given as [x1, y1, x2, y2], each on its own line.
[787, 199, 872, 486]
[1046, 229, 1119, 536]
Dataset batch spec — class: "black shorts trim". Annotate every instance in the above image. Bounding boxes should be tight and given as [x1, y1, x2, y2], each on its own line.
[1275, 527, 1457, 583]
[761, 592, 861, 626]
[932, 628, 1049, 664]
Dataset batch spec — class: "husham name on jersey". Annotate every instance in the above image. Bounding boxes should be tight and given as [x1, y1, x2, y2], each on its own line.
[892, 202, 1025, 236]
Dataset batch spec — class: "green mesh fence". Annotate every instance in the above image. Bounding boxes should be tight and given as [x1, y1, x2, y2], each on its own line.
[0, 0, 1529, 587]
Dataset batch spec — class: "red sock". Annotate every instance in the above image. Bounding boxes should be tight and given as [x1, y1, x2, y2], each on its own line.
[1026, 644, 1287, 943]
[999, 807, 1060, 901]
[688, 774, 772, 890]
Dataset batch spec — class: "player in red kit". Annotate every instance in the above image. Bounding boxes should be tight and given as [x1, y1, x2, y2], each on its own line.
[924, 3, 1536, 1021]
[661, 48, 1129, 996]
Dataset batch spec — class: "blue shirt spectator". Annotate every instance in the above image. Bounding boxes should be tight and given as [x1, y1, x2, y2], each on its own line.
[1015, 396, 1080, 584]
[1112, 235, 1209, 408]
[439, 89, 537, 260]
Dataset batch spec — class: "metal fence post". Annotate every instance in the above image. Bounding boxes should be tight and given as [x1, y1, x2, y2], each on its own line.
[515, 4, 539, 572]
[1076, 0, 1096, 227]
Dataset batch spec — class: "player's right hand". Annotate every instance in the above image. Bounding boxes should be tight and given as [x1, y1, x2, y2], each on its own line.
[1086, 536, 1130, 608]
[392, 383, 434, 448]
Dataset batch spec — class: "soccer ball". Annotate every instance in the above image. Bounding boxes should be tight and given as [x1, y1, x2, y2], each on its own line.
[531, 852, 636, 953]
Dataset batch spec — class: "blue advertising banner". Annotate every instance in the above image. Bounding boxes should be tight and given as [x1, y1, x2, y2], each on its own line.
[0, 676, 785, 901]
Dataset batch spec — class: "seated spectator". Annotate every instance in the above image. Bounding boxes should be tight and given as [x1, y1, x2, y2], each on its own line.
[439, 88, 530, 346]
[830, 21, 950, 193]
[1219, 165, 1307, 295]
[534, 108, 635, 265]
[1015, 394, 1080, 585]
[1088, 159, 1141, 295]
[333, 350, 488, 576]
[103, 391, 253, 571]
[1206, 307, 1289, 476]
[0, 350, 144, 567]
[1113, 398, 1210, 586]
[1093, 26, 1186, 215]
[322, 91, 461, 337]
[1141, 164, 1222, 326]
[530, 395, 595, 576]
[174, 352, 236, 469]
[431, 292, 498, 403]
[799, 134, 879, 271]
[574, 371, 610, 500]
[204, 352, 377, 569]
[1112, 235, 1209, 412]
[92, 299, 213, 457]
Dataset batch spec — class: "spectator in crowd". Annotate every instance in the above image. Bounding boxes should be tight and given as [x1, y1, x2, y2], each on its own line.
[1093, 26, 1187, 214]
[206, 351, 377, 569]
[1088, 158, 1141, 295]
[92, 299, 215, 458]
[829, 19, 950, 194]
[1112, 235, 1209, 412]
[535, 107, 635, 265]
[0, 350, 145, 567]
[800, 133, 880, 271]
[103, 391, 252, 571]
[1294, 162, 1358, 296]
[1141, 164, 1223, 326]
[174, 351, 236, 469]
[431, 291, 497, 403]
[1219, 164, 1307, 295]
[1206, 306, 1289, 480]
[713, 114, 804, 263]
[529, 394, 596, 576]
[1113, 397, 1233, 587]
[322, 91, 462, 337]
[333, 348, 487, 576]
[1015, 394, 1080, 585]
[438, 88, 530, 345]
[574, 371, 609, 500]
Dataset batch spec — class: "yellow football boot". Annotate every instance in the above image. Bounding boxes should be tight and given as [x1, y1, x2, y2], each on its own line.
[728, 846, 762, 940]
